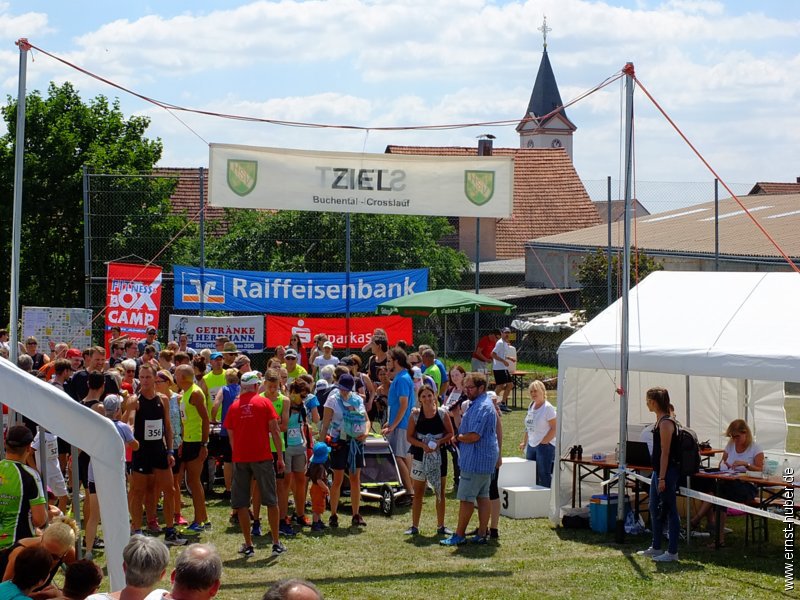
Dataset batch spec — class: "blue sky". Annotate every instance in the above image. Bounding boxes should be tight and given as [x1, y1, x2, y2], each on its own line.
[4, 0, 799, 192]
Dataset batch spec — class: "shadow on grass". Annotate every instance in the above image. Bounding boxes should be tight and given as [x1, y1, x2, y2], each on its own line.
[219, 568, 515, 589]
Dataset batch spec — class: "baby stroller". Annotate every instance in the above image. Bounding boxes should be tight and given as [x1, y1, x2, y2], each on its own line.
[341, 434, 406, 516]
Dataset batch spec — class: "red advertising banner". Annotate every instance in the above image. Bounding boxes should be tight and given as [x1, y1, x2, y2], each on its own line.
[105, 262, 163, 349]
[265, 315, 412, 349]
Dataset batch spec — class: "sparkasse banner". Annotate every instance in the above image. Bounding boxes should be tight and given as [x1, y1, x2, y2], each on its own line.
[168, 315, 264, 352]
[265, 315, 412, 349]
[208, 144, 513, 218]
[105, 262, 163, 346]
[173, 266, 428, 313]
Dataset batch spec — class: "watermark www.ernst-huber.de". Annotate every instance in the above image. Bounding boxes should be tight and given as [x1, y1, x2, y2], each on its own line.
[784, 467, 795, 592]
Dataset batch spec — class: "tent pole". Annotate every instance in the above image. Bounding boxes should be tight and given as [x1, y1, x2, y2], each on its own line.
[615, 63, 635, 543]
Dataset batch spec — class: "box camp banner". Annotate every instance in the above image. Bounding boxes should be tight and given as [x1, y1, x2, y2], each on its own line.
[106, 262, 163, 347]
[266, 315, 412, 349]
[173, 266, 428, 314]
[208, 144, 513, 218]
[168, 315, 265, 352]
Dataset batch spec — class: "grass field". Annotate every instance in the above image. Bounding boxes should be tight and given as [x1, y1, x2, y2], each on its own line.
[85, 401, 793, 600]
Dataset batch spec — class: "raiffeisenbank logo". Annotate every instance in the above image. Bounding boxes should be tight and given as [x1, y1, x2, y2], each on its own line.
[227, 159, 258, 196]
[464, 170, 495, 206]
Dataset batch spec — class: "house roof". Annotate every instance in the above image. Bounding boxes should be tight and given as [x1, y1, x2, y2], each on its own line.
[385, 146, 601, 258]
[519, 49, 576, 131]
[748, 181, 800, 195]
[592, 199, 650, 224]
[151, 167, 228, 230]
[529, 192, 800, 259]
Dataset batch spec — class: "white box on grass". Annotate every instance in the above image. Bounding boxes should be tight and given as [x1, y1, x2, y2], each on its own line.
[499, 485, 551, 519]
[497, 456, 536, 488]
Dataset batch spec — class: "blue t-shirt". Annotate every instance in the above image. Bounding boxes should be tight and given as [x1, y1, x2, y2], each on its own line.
[219, 383, 240, 437]
[305, 394, 320, 414]
[0, 580, 27, 600]
[388, 370, 414, 430]
[459, 393, 499, 474]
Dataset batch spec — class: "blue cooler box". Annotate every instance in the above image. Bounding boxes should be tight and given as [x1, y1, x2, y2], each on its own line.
[589, 494, 630, 533]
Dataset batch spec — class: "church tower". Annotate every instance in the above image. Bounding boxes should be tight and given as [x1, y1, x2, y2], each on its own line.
[517, 18, 576, 159]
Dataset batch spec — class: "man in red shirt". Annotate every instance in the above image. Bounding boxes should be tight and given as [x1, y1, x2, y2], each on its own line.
[223, 371, 286, 559]
[471, 330, 500, 373]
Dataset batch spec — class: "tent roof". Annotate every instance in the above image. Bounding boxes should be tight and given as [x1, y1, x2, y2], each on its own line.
[558, 271, 800, 381]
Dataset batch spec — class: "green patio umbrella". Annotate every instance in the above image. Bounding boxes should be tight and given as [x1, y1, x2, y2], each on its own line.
[376, 289, 515, 358]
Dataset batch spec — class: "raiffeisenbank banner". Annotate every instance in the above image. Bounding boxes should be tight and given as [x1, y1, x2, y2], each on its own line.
[208, 144, 513, 218]
[173, 265, 428, 313]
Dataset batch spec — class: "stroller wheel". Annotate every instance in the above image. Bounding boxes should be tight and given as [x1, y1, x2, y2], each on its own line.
[380, 484, 394, 517]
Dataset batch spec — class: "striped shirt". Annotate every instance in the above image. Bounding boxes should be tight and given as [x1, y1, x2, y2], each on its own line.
[458, 393, 498, 474]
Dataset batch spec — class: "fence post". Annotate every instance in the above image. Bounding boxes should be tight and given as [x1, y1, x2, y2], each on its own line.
[199, 167, 206, 316]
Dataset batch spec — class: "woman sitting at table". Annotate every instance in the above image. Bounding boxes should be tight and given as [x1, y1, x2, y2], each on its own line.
[690, 419, 763, 546]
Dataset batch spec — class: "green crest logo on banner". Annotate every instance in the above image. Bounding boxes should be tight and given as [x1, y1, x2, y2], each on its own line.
[227, 159, 258, 196]
[464, 170, 495, 206]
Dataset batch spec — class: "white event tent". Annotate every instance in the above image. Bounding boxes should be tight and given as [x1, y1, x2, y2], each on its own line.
[0, 359, 128, 589]
[550, 271, 800, 523]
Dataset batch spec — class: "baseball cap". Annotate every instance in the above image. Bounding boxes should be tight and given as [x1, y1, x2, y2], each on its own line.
[210, 352, 223, 360]
[284, 349, 298, 359]
[233, 355, 250, 368]
[336, 373, 355, 392]
[66, 348, 82, 359]
[340, 357, 354, 367]
[6, 425, 34, 448]
[412, 366, 423, 380]
[103, 394, 123, 418]
[240, 371, 263, 386]
[501, 327, 511, 333]
[146, 326, 157, 334]
[322, 341, 333, 349]
[222, 342, 238, 354]
[315, 379, 329, 392]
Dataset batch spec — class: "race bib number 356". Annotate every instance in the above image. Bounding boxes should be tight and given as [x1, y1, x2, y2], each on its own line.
[144, 419, 163, 441]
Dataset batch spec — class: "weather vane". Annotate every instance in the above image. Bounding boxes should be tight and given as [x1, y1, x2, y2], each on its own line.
[538, 15, 552, 50]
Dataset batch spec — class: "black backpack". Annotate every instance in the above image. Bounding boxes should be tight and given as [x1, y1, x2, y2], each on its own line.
[674, 420, 702, 478]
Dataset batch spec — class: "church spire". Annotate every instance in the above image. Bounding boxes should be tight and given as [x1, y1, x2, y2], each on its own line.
[539, 15, 551, 50]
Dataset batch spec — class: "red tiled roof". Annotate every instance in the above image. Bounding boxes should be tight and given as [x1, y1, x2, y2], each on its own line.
[748, 181, 800, 195]
[151, 167, 228, 231]
[385, 146, 600, 258]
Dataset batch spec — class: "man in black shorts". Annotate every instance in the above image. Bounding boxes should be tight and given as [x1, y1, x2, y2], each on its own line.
[127, 364, 187, 546]
[491, 327, 514, 413]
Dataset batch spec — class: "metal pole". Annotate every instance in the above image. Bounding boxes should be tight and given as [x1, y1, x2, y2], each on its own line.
[199, 167, 206, 317]
[83, 166, 91, 311]
[9, 39, 30, 367]
[607, 175, 612, 306]
[616, 62, 635, 543]
[475, 137, 492, 350]
[714, 178, 719, 272]
[345, 213, 351, 353]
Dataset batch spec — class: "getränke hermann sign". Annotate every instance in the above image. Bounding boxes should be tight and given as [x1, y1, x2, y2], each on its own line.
[208, 144, 513, 218]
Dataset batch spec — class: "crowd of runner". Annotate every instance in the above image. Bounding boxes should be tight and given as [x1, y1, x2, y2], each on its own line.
[0, 324, 557, 594]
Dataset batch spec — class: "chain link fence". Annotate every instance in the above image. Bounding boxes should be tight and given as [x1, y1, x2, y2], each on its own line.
[85, 172, 763, 369]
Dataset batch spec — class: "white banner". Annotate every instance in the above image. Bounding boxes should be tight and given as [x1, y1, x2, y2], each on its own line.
[168, 314, 265, 352]
[208, 144, 513, 218]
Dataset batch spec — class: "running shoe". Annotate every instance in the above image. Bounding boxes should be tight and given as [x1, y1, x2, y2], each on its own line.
[174, 514, 189, 526]
[652, 552, 679, 562]
[279, 520, 296, 537]
[292, 513, 312, 527]
[238, 544, 254, 558]
[404, 526, 419, 535]
[185, 522, 204, 534]
[92, 538, 105, 549]
[328, 514, 339, 529]
[251, 520, 262, 537]
[437, 526, 453, 536]
[164, 529, 188, 547]
[310, 520, 327, 532]
[637, 547, 664, 557]
[202, 521, 212, 530]
[351, 514, 366, 527]
[271, 542, 288, 557]
[469, 534, 488, 545]
[83, 550, 93, 561]
[131, 529, 143, 536]
[489, 528, 499, 539]
[147, 520, 162, 534]
[440, 534, 467, 546]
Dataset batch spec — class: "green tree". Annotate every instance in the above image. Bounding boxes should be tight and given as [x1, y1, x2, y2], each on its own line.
[206, 210, 469, 290]
[576, 248, 663, 319]
[0, 82, 193, 323]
